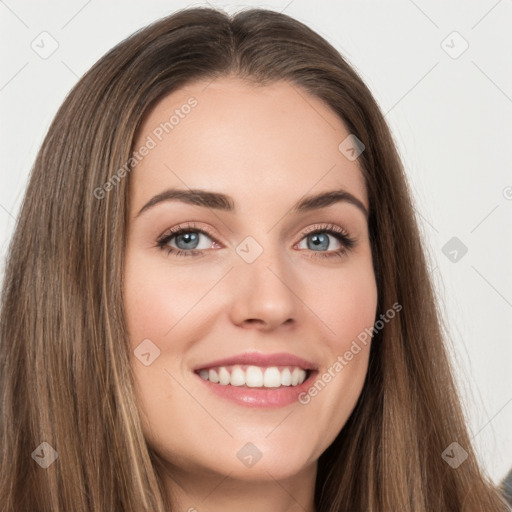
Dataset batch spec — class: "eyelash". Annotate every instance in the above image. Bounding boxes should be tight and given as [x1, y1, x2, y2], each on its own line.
[155, 222, 356, 260]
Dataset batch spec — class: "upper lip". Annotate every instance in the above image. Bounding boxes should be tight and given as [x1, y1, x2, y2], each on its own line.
[193, 352, 318, 372]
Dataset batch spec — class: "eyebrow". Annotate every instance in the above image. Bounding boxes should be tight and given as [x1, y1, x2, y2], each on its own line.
[135, 187, 369, 218]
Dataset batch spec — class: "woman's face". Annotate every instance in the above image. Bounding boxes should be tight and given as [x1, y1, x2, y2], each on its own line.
[124, 77, 377, 484]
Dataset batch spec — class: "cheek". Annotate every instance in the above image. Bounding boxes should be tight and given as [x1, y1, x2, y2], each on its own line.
[330, 272, 377, 342]
[124, 251, 212, 345]
[124, 269, 172, 344]
[304, 255, 378, 347]
[296, 257, 377, 450]
[124, 252, 197, 443]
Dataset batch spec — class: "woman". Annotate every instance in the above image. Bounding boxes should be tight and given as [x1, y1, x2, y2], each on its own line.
[0, 6, 508, 511]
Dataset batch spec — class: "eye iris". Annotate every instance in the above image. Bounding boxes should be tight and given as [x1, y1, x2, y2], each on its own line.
[309, 233, 329, 251]
[176, 232, 199, 250]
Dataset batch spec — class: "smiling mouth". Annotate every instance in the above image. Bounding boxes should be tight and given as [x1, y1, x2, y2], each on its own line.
[195, 364, 312, 388]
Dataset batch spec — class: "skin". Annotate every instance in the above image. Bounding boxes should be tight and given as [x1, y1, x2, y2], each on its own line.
[124, 76, 378, 512]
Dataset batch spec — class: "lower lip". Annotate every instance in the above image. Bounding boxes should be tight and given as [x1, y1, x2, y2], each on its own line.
[194, 371, 318, 408]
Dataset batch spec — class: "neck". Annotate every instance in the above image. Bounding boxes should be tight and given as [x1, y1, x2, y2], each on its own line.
[161, 460, 318, 512]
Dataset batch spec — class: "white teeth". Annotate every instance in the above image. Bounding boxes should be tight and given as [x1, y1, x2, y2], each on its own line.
[263, 367, 281, 387]
[281, 368, 292, 386]
[246, 366, 263, 387]
[197, 365, 308, 387]
[218, 367, 230, 385]
[208, 368, 219, 383]
[291, 367, 301, 386]
[230, 367, 245, 386]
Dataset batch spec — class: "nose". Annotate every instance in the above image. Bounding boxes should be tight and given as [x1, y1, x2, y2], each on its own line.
[227, 243, 300, 331]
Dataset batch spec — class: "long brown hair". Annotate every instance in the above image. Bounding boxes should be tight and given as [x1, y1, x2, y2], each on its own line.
[0, 7, 507, 511]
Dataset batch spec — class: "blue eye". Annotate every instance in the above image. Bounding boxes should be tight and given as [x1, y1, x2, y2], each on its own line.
[299, 231, 345, 252]
[170, 231, 206, 251]
[156, 224, 215, 257]
[156, 222, 355, 260]
[295, 225, 355, 260]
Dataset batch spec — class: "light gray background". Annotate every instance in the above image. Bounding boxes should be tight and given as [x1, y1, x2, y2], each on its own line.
[1, 0, 511, 484]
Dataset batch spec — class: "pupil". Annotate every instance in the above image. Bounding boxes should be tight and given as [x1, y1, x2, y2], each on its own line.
[310, 233, 328, 251]
[177, 232, 198, 249]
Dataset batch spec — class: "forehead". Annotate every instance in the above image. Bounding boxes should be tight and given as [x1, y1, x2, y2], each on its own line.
[129, 77, 367, 213]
